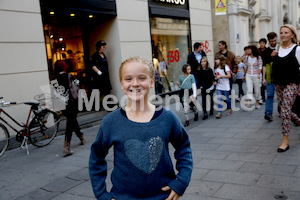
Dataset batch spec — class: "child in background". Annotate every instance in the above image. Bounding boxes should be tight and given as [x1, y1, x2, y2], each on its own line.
[198, 57, 216, 119]
[214, 55, 232, 118]
[235, 56, 246, 102]
[177, 64, 198, 127]
[89, 57, 193, 200]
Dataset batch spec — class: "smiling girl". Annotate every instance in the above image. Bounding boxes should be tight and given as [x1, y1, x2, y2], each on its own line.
[89, 56, 193, 200]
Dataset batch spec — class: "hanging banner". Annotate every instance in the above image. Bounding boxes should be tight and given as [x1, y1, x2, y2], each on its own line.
[215, 0, 226, 15]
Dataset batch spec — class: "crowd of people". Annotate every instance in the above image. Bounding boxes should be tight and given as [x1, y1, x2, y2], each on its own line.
[180, 25, 300, 155]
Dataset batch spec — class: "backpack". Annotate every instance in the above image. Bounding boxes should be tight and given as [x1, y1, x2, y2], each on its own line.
[223, 65, 232, 79]
[68, 74, 80, 101]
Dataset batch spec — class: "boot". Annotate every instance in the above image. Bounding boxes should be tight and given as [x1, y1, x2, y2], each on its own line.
[194, 112, 199, 121]
[63, 140, 73, 157]
[79, 134, 86, 145]
[184, 120, 189, 127]
[202, 112, 208, 120]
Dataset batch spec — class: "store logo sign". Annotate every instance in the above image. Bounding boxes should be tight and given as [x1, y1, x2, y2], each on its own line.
[155, 0, 186, 6]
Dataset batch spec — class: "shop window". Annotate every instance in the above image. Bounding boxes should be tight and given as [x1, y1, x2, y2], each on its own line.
[43, 24, 85, 80]
[151, 17, 190, 94]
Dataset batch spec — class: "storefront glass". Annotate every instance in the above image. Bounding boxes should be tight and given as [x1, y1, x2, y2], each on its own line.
[150, 17, 190, 94]
[44, 24, 85, 79]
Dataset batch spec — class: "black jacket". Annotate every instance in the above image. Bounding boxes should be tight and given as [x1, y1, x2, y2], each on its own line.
[187, 51, 207, 75]
[198, 67, 215, 89]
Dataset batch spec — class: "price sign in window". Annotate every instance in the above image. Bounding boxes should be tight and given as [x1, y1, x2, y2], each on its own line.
[150, 17, 190, 94]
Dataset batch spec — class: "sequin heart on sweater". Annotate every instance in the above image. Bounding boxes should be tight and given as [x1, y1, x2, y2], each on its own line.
[124, 136, 163, 175]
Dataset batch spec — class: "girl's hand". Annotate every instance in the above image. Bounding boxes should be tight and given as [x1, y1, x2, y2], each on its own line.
[161, 186, 180, 200]
[215, 75, 221, 80]
[190, 95, 195, 100]
[258, 74, 260, 79]
[176, 81, 180, 86]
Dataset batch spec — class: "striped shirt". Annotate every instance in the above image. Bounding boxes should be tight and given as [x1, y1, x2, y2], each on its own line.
[245, 56, 262, 76]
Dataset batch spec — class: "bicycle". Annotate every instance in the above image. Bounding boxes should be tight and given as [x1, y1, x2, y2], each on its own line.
[0, 97, 60, 158]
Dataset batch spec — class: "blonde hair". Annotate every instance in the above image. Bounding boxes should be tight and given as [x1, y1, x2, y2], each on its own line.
[236, 55, 243, 63]
[119, 56, 155, 81]
[280, 24, 299, 44]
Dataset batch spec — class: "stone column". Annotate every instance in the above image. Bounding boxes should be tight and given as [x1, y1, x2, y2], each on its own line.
[290, 0, 297, 25]
[227, 0, 238, 53]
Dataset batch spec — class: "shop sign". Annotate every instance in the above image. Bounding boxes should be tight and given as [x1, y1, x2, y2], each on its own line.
[149, 0, 189, 10]
[155, 0, 186, 6]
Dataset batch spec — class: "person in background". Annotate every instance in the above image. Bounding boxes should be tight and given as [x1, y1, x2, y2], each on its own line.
[244, 45, 263, 109]
[198, 57, 216, 119]
[215, 40, 238, 92]
[158, 52, 171, 92]
[214, 55, 232, 118]
[188, 42, 206, 86]
[53, 60, 85, 157]
[90, 40, 112, 108]
[89, 56, 193, 200]
[272, 24, 300, 153]
[177, 64, 198, 127]
[262, 32, 279, 122]
[258, 38, 268, 104]
[235, 56, 246, 102]
[242, 46, 251, 62]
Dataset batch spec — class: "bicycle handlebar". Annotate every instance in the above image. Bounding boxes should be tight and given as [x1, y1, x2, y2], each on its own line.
[0, 101, 17, 106]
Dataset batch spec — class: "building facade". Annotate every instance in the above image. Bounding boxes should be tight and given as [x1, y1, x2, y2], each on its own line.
[0, 0, 214, 134]
[211, 0, 300, 56]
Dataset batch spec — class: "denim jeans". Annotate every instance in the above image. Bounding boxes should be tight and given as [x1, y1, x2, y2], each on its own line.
[216, 90, 231, 113]
[265, 81, 275, 116]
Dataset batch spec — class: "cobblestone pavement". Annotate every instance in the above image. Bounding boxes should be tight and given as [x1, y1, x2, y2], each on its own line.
[1, 86, 300, 200]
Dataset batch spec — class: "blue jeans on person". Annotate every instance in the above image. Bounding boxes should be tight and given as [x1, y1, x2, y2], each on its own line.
[216, 90, 231, 113]
[265, 81, 275, 116]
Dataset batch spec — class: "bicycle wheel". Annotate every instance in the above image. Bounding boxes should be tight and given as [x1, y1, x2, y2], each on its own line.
[28, 110, 60, 147]
[0, 123, 9, 158]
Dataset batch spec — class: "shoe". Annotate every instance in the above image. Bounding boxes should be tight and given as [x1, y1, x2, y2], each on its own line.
[259, 100, 264, 105]
[226, 109, 232, 116]
[202, 112, 208, 120]
[184, 120, 189, 127]
[215, 112, 222, 119]
[63, 141, 74, 157]
[209, 110, 214, 116]
[194, 113, 199, 121]
[264, 115, 273, 122]
[236, 98, 241, 102]
[79, 134, 86, 145]
[277, 145, 289, 153]
[255, 104, 261, 109]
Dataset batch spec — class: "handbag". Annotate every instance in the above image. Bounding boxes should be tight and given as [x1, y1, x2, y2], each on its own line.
[68, 74, 80, 101]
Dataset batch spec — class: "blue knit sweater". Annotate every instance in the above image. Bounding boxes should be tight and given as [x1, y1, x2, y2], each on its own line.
[89, 107, 193, 200]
